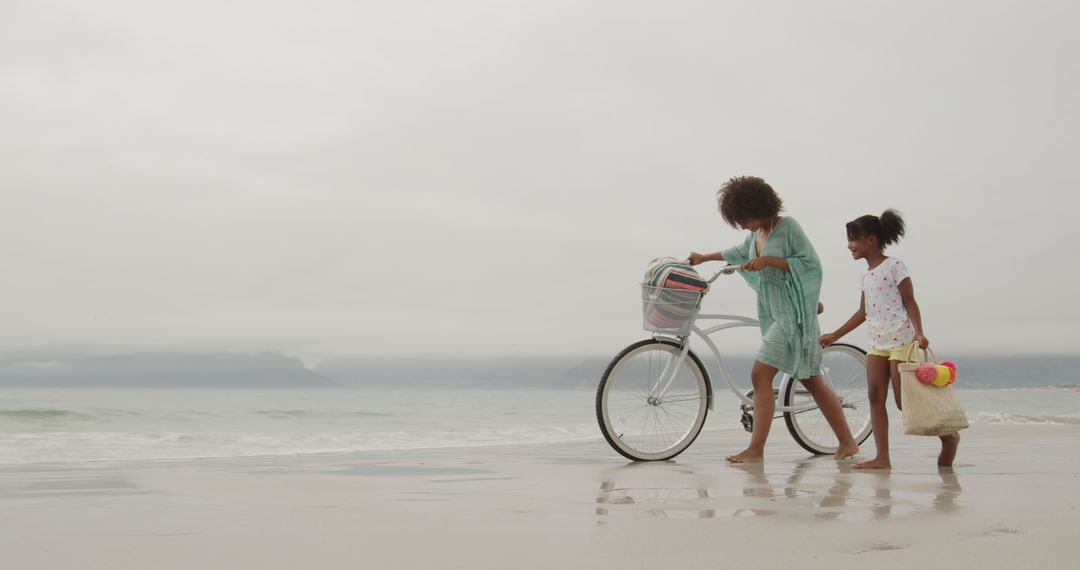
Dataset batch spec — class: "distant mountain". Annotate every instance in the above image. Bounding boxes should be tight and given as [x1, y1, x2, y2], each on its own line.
[1, 350, 1075, 390]
[0, 351, 337, 388]
[314, 356, 611, 389]
[945, 355, 1080, 389]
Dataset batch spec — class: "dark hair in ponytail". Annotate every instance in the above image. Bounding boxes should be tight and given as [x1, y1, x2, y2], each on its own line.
[846, 209, 906, 249]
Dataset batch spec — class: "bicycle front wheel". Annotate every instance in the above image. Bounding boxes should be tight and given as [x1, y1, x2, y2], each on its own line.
[783, 343, 872, 455]
[596, 339, 710, 461]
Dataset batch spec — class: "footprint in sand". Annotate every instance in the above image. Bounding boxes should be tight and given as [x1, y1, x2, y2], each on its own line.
[852, 543, 909, 554]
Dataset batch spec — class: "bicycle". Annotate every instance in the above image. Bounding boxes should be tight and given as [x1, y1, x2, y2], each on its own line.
[596, 264, 873, 461]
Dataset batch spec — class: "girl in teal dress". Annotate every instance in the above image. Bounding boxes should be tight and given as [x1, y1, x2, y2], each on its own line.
[689, 176, 860, 463]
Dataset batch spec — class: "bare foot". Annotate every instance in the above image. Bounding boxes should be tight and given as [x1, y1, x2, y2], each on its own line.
[852, 457, 892, 470]
[834, 442, 860, 460]
[938, 432, 960, 467]
[726, 448, 764, 463]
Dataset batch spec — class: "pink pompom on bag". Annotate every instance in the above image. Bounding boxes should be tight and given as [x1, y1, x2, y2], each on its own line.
[897, 342, 969, 436]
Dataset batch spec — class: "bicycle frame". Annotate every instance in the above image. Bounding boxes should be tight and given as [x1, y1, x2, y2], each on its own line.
[649, 267, 818, 415]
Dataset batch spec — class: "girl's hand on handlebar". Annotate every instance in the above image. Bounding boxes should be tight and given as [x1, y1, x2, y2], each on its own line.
[819, 333, 838, 348]
[687, 252, 707, 265]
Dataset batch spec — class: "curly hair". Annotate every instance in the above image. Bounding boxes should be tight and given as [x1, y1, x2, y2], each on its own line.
[716, 176, 784, 228]
[846, 209, 906, 248]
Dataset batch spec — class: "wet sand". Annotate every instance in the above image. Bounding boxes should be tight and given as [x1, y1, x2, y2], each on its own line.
[1, 424, 1077, 569]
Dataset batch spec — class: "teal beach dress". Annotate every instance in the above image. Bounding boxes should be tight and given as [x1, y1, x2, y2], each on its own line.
[721, 217, 824, 380]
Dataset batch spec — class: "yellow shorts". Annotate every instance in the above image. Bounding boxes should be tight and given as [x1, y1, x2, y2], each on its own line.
[866, 345, 914, 361]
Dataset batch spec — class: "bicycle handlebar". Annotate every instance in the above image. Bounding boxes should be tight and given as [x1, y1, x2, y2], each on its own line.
[707, 264, 740, 284]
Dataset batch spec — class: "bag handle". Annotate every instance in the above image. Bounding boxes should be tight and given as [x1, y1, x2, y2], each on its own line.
[903, 341, 937, 364]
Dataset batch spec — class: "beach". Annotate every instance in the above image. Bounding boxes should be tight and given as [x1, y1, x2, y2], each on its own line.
[2, 423, 1076, 569]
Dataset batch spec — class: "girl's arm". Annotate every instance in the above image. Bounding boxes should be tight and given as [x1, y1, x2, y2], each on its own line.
[898, 277, 929, 348]
[687, 251, 724, 265]
[820, 293, 866, 347]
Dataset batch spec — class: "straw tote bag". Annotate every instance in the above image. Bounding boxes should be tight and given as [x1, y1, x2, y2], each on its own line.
[897, 343, 969, 436]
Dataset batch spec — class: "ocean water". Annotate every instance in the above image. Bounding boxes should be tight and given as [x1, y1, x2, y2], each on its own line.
[0, 389, 601, 465]
[1, 384, 1078, 465]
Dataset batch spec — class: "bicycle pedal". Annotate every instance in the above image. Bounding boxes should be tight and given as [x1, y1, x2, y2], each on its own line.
[740, 412, 753, 433]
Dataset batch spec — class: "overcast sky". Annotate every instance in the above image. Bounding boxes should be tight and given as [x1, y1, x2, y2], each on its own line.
[2, 0, 1077, 362]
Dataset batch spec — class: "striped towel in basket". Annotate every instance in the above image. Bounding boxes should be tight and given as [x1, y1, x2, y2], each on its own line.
[642, 258, 708, 332]
[643, 257, 709, 293]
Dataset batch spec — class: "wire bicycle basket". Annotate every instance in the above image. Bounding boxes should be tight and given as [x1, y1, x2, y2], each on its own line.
[641, 284, 703, 336]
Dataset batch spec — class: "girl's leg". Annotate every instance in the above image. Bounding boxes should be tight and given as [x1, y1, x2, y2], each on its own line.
[853, 355, 892, 469]
[891, 360, 903, 410]
[800, 376, 860, 459]
[939, 432, 961, 467]
[726, 361, 779, 463]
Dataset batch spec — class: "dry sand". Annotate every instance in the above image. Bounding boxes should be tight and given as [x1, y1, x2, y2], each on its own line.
[2, 424, 1077, 569]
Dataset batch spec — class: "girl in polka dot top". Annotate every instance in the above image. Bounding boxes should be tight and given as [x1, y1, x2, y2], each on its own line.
[819, 209, 960, 469]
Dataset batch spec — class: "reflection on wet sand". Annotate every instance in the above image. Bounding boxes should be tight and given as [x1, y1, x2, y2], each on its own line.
[595, 463, 716, 519]
[595, 459, 963, 521]
[728, 463, 777, 517]
[933, 467, 963, 513]
[595, 480, 716, 519]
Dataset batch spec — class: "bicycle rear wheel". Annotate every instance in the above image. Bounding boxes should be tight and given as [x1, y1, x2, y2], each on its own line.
[596, 339, 710, 461]
[782, 343, 872, 455]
